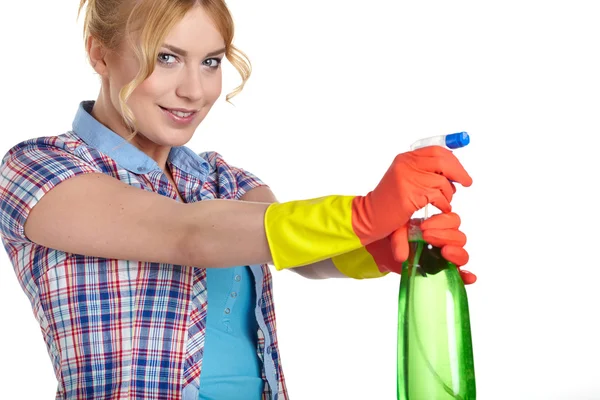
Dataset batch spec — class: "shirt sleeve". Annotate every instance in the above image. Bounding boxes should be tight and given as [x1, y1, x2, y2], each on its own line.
[199, 151, 268, 200]
[0, 140, 103, 244]
[229, 163, 268, 200]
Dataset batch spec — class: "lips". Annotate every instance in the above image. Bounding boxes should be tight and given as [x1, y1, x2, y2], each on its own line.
[160, 106, 196, 118]
[159, 105, 199, 125]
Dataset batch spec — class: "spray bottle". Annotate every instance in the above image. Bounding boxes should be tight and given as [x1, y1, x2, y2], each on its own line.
[396, 132, 476, 400]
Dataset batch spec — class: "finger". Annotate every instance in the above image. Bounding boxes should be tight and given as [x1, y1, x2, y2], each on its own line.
[433, 174, 455, 203]
[451, 181, 457, 194]
[422, 229, 467, 248]
[441, 245, 469, 266]
[427, 191, 452, 213]
[414, 147, 473, 187]
[390, 224, 409, 263]
[421, 212, 461, 230]
[419, 172, 455, 204]
[459, 269, 477, 285]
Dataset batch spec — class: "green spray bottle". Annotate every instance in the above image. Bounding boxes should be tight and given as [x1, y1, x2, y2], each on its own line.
[396, 132, 476, 400]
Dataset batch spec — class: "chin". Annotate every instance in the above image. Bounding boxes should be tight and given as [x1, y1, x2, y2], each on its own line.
[165, 127, 198, 146]
[134, 125, 195, 147]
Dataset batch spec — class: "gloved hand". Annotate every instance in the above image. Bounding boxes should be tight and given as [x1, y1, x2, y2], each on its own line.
[420, 212, 476, 284]
[264, 146, 472, 270]
[331, 213, 476, 284]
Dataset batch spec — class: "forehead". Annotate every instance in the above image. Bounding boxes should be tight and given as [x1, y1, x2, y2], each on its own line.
[164, 6, 225, 54]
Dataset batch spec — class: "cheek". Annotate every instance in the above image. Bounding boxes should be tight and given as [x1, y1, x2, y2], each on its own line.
[127, 72, 175, 113]
[206, 74, 223, 102]
[133, 72, 169, 99]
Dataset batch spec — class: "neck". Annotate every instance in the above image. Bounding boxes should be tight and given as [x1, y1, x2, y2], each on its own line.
[91, 89, 171, 172]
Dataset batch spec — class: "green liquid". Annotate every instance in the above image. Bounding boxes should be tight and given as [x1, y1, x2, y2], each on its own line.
[397, 240, 476, 400]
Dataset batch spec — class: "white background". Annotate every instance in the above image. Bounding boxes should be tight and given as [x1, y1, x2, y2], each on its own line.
[1, 1, 599, 399]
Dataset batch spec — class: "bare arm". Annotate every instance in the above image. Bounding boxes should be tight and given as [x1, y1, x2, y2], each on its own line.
[240, 186, 346, 279]
[25, 173, 274, 268]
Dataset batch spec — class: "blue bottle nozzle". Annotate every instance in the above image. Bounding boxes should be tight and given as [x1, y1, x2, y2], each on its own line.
[445, 132, 470, 149]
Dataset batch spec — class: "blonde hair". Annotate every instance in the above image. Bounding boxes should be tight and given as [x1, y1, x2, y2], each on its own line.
[77, 0, 251, 141]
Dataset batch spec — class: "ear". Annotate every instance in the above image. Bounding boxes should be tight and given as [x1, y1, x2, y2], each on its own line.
[87, 35, 109, 77]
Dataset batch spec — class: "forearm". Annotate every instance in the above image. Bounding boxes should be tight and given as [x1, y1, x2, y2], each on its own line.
[289, 258, 347, 279]
[180, 199, 273, 268]
[180, 194, 354, 272]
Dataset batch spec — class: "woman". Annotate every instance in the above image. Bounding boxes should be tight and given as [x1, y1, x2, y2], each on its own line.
[0, 0, 475, 399]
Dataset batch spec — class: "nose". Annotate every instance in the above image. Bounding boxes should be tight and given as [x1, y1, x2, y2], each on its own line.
[176, 66, 205, 102]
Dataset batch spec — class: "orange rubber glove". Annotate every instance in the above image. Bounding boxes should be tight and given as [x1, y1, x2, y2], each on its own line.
[264, 146, 472, 270]
[420, 212, 476, 284]
[331, 213, 476, 284]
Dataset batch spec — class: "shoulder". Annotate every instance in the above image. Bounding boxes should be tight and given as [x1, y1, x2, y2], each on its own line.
[1, 131, 91, 166]
[196, 151, 267, 200]
[196, 150, 228, 169]
[0, 130, 102, 193]
[0, 132, 101, 244]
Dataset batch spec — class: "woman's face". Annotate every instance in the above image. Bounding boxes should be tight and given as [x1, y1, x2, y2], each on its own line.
[103, 5, 226, 148]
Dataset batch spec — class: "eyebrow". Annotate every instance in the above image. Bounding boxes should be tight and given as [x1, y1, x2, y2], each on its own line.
[163, 44, 226, 58]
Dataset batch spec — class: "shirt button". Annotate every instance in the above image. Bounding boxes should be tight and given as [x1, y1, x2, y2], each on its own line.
[137, 166, 144, 172]
[224, 308, 231, 314]
[258, 299, 263, 307]
[234, 275, 241, 282]
[230, 292, 237, 298]
[266, 346, 272, 354]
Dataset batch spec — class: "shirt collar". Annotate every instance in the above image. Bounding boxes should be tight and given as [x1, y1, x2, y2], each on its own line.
[72, 100, 208, 180]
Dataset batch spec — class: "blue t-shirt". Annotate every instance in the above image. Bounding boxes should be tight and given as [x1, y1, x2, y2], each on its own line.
[198, 266, 264, 399]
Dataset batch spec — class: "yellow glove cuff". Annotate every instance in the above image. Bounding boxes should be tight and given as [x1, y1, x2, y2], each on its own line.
[264, 195, 363, 270]
[332, 246, 389, 279]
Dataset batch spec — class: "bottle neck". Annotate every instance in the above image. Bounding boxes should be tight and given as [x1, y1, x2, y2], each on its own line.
[408, 218, 425, 242]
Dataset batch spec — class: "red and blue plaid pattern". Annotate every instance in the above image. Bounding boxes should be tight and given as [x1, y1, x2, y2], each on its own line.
[0, 102, 288, 400]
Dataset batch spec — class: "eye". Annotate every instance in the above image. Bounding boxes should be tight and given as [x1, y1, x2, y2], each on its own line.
[203, 58, 222, 69]
[158, 53, 178, 65]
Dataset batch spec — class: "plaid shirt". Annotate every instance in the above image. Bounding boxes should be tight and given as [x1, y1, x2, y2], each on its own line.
[0, 101, 288, 400]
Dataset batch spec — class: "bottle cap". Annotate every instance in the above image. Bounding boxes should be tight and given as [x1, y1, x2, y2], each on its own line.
[445, 132, 470, 149]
